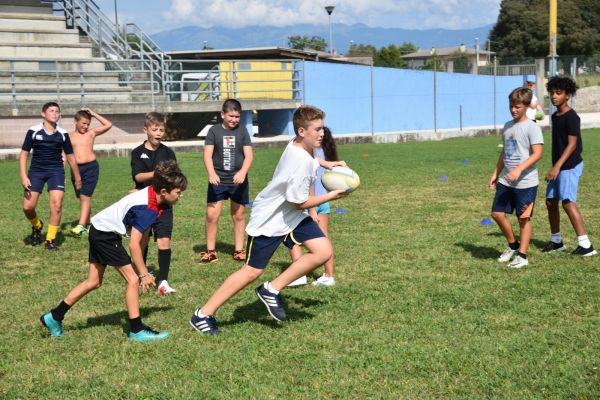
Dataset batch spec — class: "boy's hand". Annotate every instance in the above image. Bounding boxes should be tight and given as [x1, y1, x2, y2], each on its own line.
[232, 171, 246, 184]
[74, 179, 82, 190]
[139, 274, 156, 293]
[329, 189, 349, 200]
[208, 173, 220, 185]
[322, 160, 347, 170]
[21, 177, 32, 191]
[505, 169, 521, 184]
[82, 107, 95, 117]
[489, 174, 497, 189]
[545, 166, 560, 181]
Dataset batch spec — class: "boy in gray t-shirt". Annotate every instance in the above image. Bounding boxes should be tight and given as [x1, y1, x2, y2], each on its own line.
[489, 87, 544, 269]
[200, 99, 253, 264]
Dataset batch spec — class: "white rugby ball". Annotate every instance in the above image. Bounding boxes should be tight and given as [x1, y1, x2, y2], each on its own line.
[321, 166, 360, 192]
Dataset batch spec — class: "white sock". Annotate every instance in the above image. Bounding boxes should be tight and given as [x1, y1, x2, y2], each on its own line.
[196, 308, 207, 318]
[578, 235, 591, 249]
[550, 232, 562, 243]
[265, 281, 279, 295]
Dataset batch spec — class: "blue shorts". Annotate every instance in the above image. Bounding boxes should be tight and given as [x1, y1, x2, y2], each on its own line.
[492, 183, 538, 218]
[71, 160, 99, 197]
[245, 217, 325, 269]
[28, 169, 65, 192]
[316, 202, 330, 215]
[546, 161, 583, 203]
[207, 180, 249, 205]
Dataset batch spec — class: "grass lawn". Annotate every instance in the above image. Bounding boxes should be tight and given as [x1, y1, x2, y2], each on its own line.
[0, 130, 598, 399]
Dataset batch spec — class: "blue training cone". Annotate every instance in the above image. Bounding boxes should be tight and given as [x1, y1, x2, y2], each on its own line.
[461, 159, 470, 164]
[480, 218, 493, 225]
[439, 175, 449, 181]
[334, 208, 348, 214]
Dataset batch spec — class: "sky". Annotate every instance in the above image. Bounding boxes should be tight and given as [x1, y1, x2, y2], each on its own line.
[95, 0, 502, 34]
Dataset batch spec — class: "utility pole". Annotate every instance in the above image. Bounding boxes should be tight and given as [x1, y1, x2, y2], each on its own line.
[325, 6, 335, 54]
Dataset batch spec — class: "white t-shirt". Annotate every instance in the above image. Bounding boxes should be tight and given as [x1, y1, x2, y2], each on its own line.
[246, 140, 319, 237]
[526, 94, 538, 120]
[498, 118, 544, 189]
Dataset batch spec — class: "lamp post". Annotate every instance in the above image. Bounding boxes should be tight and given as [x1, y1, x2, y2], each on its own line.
[113, 0, 118, 27]
[430, 47, 437, 133]
[325, 5, 335, 54]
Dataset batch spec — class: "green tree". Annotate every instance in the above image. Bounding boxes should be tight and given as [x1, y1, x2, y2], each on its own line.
[347, 43, 376, 58]
[374, 43, 417, 68]
[448, 50, 471, 72]
[287, 35, 327, 51]
[490, 0, 599, 60]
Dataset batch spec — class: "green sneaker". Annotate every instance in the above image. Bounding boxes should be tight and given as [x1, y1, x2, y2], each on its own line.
[70, 224, 88, 237]
[129, 327, 170, 342]
[40, 312, 63, 337]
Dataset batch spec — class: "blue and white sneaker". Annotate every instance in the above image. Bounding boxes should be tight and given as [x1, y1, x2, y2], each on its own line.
[255, 283, 286, 321]
[40, 312, 63, 337]
[189, 309, 221, 335]
[128, 326, 170, 342]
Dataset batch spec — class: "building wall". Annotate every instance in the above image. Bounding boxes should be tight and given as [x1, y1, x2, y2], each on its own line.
[303, 61, 532, 135]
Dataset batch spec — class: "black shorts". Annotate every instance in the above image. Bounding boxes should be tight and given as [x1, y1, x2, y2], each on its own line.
[150, 206, 173, 240]
[207, 180, 249, 205]
[28, 169, 65, 192]
[71, 160, 99, 197]
[88, 225, 131, 267]
[246, 217, 325, 269]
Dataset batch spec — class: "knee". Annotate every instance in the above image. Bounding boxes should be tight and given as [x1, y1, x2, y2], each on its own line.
[232, 211, 245, 223]
[50, 201, 63, 214]
[518, 217, 530, 227]
[88, 277, 103, 290]
[156, 238, 170, 249]
[243, 266, 264, 282]
[205, 210, 220, 224]
[546, 199, 558, 209]
[491, 211, 503, 222]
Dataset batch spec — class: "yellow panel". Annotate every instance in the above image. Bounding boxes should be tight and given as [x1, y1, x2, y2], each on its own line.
[218, 61, 293, 100]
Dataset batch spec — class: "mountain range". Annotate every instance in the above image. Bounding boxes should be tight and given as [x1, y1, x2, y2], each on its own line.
[151, 23, 494, 53]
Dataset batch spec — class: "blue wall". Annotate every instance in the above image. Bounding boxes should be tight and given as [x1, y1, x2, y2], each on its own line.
[302, 61, 531, 135]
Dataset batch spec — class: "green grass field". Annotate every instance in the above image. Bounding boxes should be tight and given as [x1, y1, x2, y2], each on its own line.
[1, 131, 598, 399]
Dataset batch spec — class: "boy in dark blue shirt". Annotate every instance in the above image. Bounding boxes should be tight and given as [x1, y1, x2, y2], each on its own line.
[19, 102, 82, 250]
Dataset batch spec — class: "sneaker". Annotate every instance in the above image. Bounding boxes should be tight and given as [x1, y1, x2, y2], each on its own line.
[541, 241, 566, 253]
[128, 326, 170, 342]
[255, 283, 286, 321]
[189, 310, 221, 335]
[30, 221, 43, 246]
[497, 247, 517, 262]
[287, 275, 307, 287]
[508, 255, 529, 269]
[312, 275, 336, 287]
[70, 224, 88, 237]
[45, 240, 58, 251]
[232, 250, 246, 262]
[572, 245, 597, 257]
[199, 250, 218, 264]
[40, 312, 63, 337]
[157, 280, 176, 295]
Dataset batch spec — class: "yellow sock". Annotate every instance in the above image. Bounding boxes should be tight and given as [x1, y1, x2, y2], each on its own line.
[46, 224, 59, 241]
[28, 216, 42, 230]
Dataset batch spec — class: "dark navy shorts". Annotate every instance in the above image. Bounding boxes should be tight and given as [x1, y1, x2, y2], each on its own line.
[150, 206, 173, 240]
[207, 180, 249, 205]
[71, 160, 99, 197]
[88, 225, 131, 267]
[492, 183, 538, 218]
[245, 217, 325, 269]
[28, 169, 65, 192]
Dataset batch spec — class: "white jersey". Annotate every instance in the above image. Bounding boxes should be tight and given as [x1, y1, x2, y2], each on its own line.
[526, 94, 538, 120]
[246, 140, 319, 237]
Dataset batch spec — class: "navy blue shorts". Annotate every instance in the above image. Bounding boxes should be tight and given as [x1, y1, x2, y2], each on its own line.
[88, 225, 131, 267]
[71, 160, 99, 197]
[207, 180, 249, 205]
[492, 183, 538, 218]
[151, 206, 173, 239]
[245, 217, 325, 269]
[28, 169, 65, 192]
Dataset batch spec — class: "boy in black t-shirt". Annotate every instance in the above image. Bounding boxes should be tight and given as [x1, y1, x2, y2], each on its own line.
[131, 112, 180, 293]
[199, 99, 253, 264]
[542, 76, 596, 256]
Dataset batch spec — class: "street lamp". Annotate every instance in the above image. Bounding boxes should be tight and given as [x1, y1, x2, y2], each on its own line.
[430, 47, 437, 133]
[325, 5, 335, 54]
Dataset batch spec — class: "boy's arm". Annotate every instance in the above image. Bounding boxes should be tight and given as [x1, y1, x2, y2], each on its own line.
[546, 135, 577, 181]
[232, 146, 253, 184]
[129, 227, 155, 291]
[19, 150, 31, 190]
[489, 151, 504, 189]
[296, 189, 347, 210]
[134, 171, 154, 184]
[317, 157, 346, 169]
[203, 145, 220, 184]
[65, 153, 82, 190]
[130, 149, 153, 184]
[84, 108, 113, 136]
[504, 144, 543, 183]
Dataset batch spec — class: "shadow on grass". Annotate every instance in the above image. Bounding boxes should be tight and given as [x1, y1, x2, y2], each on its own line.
[455, 242, 499, 259]
[484, 232, 548, 250]
[70, 305, 172, 334]
[192, 241, 236, 256]
[22, 231, 66, 246]
[272, 261, 320, 281]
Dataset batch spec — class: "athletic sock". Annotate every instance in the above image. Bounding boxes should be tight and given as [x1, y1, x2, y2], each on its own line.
[51, 301, 71, 321]
[509, 241, 520, 250]
[577, 235, 591, 249]
[517, 252, 527, 259]
[28, 216, 42, 230]
[550, 232, 563, 243]
[157, 249, 172, 282]
[196, 309, 207, 318]
[265, 281, 280, 295]
[46, 224, 59, 241]
[129, 317, 143, 333]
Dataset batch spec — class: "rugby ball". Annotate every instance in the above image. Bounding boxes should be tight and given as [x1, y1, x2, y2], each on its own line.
[321, 166, 360, 192]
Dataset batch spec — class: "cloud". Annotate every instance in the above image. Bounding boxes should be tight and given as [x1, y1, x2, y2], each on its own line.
[163, 0, 501, 29]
